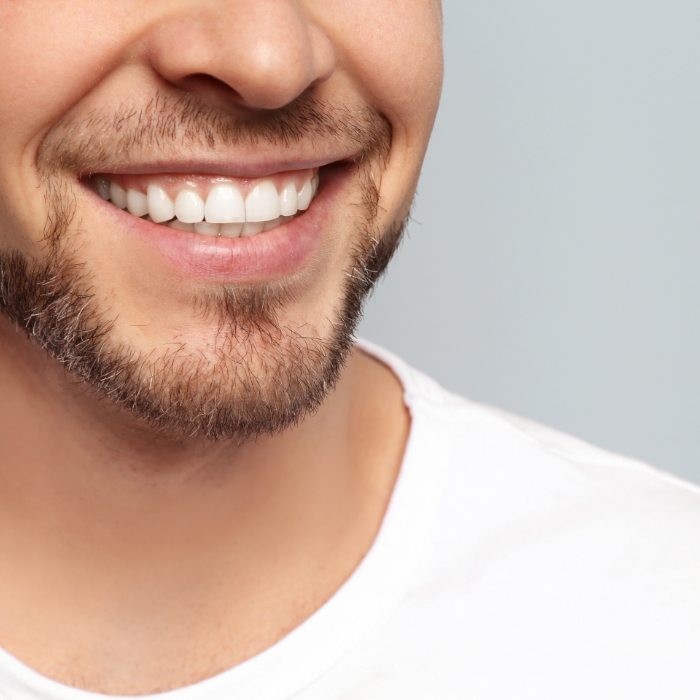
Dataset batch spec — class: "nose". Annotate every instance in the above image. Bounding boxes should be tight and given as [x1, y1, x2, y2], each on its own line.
[146, 0, 336, 110]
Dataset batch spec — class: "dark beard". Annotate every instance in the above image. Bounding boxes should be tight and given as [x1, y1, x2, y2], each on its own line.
[0, 94, 404, 442]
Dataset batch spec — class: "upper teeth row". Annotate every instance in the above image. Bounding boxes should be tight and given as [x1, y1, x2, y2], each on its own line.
[95, 175, 319, 226]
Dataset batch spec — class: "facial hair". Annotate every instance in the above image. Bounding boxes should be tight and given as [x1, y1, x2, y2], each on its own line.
[0, 92, 405, 442]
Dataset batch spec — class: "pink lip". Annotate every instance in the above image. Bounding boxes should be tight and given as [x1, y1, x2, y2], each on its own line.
[90, 152, 354, 180]
[86, 164, 349, 282]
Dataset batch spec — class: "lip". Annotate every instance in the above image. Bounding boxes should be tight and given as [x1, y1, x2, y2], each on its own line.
[81, 162, 350, 282]
[86, 152, 355, 180]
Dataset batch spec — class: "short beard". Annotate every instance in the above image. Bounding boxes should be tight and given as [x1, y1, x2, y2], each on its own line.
[0, 94, 405, 443]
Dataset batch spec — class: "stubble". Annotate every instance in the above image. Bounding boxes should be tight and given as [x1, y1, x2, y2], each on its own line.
[0, 92, 405, 442]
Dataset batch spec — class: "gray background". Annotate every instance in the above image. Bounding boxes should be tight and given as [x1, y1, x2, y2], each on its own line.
[358, 0, 700, 485]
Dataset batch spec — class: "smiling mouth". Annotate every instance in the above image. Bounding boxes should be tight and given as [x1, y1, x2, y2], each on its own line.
[87, 168, 321, 237]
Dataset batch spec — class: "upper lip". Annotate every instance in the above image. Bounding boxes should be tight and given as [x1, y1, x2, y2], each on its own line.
[85, 151, 355, 180]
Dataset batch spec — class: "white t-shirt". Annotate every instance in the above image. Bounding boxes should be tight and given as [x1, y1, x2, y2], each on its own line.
[2, 340, 699, 699]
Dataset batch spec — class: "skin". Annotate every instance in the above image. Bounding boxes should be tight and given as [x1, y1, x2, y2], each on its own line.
[0, 0, 443, 694]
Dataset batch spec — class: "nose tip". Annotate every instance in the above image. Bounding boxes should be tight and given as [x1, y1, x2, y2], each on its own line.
[147, 2, 336, 111]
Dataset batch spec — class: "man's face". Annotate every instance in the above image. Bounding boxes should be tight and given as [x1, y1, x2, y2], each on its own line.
[0, 1, 443, 441]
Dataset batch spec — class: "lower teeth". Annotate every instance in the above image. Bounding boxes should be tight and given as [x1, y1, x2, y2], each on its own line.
[148, 216, 291, 237]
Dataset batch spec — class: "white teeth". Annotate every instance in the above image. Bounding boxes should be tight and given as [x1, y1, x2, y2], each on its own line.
[95, 176, 111, 200]
[220, 222, 244, 237]
[245, 180, 280, 222]
[194, 221, 220, 236]
[297, 179, 313, 211]
[263, 217, 283, 232]
[204, 184, 246, 224]
[100, 171, 319, 237]
[109, 182, 127, 209]
[279, 181, 298, 217]
[174, 189, 205, 223]
[147, 184, 175, 223]
[126, 189, 149, 217]
[168, 220, 195, 232]
[242, 221, 264, 236]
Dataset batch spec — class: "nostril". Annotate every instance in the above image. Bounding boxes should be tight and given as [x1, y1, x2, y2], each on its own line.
[176, 73, 245, 103]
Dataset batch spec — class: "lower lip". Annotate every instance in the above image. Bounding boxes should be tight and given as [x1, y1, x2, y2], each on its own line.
[88, 167, 346, 282]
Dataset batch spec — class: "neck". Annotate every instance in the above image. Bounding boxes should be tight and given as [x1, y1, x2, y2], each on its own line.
[0, 319, 409, 693]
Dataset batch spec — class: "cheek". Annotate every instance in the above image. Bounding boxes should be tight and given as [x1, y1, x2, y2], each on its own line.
[0, 3, 136, 154]
[0, 2, 138, 247]
[315, 1, 443, 133]
[311, 1, 443, 220]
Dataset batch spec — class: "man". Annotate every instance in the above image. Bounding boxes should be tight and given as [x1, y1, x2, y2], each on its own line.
[0, 1, 698, 698]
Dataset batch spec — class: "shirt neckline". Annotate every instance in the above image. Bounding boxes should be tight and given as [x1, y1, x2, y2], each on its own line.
[0, 339, 451, 700]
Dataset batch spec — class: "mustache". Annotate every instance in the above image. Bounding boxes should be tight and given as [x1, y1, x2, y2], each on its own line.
[36, 90, 392, 177]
